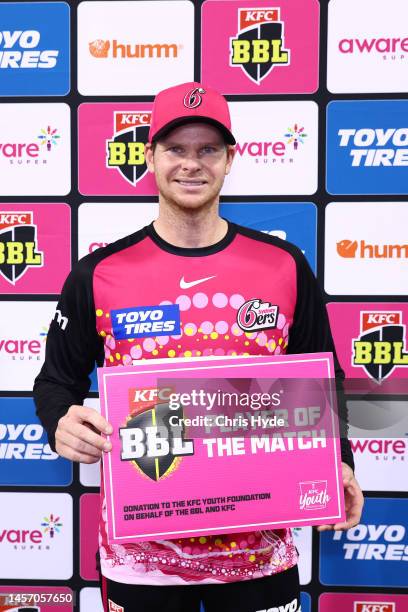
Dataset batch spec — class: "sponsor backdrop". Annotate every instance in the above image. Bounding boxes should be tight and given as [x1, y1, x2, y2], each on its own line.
[0, 1, 406, 611]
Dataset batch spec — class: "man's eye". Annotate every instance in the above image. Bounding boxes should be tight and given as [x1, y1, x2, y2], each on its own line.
[201, 146, 217, 154]
[168, 146, 183, 154]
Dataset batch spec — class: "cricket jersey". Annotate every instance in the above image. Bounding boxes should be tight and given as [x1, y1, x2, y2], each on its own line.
[34, 220, 353, 585]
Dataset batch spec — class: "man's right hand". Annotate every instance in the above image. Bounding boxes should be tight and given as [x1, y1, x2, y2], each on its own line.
[55, 405, 113, 463]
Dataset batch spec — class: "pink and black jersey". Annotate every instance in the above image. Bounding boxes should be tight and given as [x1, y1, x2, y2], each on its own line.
[34, 221, 353, 585]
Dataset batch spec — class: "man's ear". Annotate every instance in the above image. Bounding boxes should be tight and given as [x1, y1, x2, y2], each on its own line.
[225, 145, 236, 175]
[145, 142, 155, 173]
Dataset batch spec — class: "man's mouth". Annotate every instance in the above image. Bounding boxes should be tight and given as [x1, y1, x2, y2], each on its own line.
[175, 180, 207, 187]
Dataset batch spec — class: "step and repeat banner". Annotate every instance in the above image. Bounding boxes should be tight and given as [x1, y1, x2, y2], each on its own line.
[0, 1, 407, 611]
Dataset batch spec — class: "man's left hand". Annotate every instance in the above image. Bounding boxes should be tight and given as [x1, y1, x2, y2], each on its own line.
[316, 462, 364, 532]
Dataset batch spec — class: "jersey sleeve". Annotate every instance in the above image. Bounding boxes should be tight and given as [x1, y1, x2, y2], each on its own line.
[286, 249, 355, 471]
[33, 257, 104, 452]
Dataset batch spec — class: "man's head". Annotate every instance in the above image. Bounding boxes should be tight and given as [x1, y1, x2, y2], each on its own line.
[148, 82, 235, 146]
[145, 83, 236, 213]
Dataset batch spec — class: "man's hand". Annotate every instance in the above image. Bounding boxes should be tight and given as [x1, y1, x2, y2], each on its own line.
[316, 462, 364, 532]
[55, 405, 113, 463]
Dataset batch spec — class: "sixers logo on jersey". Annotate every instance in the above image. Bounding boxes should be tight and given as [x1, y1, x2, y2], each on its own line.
[0, 212, 43, 285]
[230, 8, 290, 85]
[106, 111, 151, 186]
[237, 298, 279, 332]
[352, 311, 408, 382]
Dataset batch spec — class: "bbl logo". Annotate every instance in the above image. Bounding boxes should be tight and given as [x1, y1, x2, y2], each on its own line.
[353, 311, 408, 382]
[0, 212, 43, 285]
[106, 112, 151, 186]
[120, 387, 194, 481]
[230, 8, 290, 84]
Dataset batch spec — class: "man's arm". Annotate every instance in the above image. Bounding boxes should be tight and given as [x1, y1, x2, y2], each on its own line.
[286, 248, 363, 530]
[33, 258, 111, 462]
[286, 248, 354, 470]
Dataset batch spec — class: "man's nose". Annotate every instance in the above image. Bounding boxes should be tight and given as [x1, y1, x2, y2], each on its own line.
[181, 152, 202, 172]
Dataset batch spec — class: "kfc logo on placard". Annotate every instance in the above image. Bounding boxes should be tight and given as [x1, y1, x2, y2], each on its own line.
[230, 8, 290, 84]
[352, 311, 408, 382]
[106, 111, 151, 186]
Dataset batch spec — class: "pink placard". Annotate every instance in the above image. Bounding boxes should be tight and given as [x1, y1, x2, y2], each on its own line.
[98, 353, 345, 544]
[0, 203, 70, 294]
[201, 0, 320, 94]
[78, 103, 157, 196]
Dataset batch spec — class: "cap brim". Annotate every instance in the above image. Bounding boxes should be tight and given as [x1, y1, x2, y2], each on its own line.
[151, 115, 236, 145]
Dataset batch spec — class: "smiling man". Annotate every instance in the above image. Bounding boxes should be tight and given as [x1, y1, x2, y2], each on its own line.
[34, 82, 363, 612]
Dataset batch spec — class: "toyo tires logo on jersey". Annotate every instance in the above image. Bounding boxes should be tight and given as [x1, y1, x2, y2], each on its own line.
[237, 298, 279, 332]
[111, 304, 181, 339]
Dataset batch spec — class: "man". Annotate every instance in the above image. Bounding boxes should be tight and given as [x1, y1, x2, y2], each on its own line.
[34, 82, 363, 612]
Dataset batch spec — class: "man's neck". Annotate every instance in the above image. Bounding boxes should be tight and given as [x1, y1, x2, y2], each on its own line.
[153, 206, 228, 248]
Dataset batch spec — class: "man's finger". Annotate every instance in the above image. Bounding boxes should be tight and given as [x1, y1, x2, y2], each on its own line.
[68, 405, 113, 434]
[66, 421, 111, 453]
[56, 440, 101, 464]
[56, 429, 103, 458]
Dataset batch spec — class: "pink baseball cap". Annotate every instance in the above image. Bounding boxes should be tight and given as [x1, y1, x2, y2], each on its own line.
[148, 82, 236, 144]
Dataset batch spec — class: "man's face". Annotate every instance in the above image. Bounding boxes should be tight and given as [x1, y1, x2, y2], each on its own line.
[145, 123, 235, 212]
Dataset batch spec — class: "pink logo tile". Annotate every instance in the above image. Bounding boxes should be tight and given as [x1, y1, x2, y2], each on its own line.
[319, 592, 408, 611]
[78, 104, 157, 195]
[0, 203, 70, 294]
[327, 303, 408, 384]
[201, 0, 319, 94]
[80, 493, 100, 581]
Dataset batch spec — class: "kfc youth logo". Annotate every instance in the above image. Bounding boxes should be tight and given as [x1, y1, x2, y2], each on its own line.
[299, 480, 330, 511]
[237, 299, 279, 332]
[230, 7, 290, 84]
[106, 112, 151, 187]
[0, 212, 43, 285]
[352, 311, 408, 382]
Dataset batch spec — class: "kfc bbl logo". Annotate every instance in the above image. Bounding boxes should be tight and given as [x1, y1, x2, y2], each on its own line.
[106, 111, 151, 186]
[353, 311, 408, 382]
[120, 387, 194, 481]
[0, 212, 43, 285]
[230, 8, 290, 84]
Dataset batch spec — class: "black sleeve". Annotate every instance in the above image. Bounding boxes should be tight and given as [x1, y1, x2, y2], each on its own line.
[33, 257, 104, 452]
[286, 249, 355, 472]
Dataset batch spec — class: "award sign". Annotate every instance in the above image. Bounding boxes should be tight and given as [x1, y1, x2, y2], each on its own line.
[98, 353, 345, 544]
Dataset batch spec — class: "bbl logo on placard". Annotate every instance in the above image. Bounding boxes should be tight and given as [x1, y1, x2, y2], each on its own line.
[106, 112, 151, 186]
[230, 8, 290, 84]
[352, 311, 408, 382]
[120, 387, 194, 482]
[0, 212, 43, 285]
